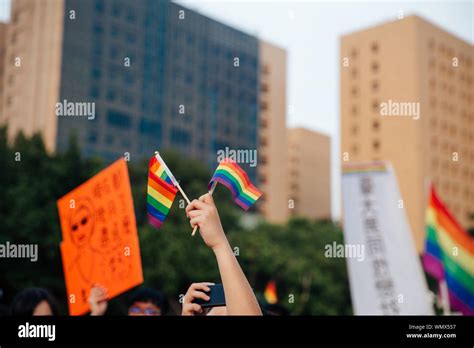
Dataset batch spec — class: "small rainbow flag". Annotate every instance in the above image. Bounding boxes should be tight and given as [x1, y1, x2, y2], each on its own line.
[422, 185, 474, 315]
[147, 152, 178, 229]
[264, 281, 278, 304]
[208, 158, 262, 210]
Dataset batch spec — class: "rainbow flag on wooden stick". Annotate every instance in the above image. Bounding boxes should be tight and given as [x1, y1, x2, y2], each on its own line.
[422, 185, 474, 315]
[208, 158, 262, 210]
[147, 152, 179, 229]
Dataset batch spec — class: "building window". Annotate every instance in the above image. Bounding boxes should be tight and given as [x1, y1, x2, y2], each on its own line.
[95, 0, 104, 13]
[372, 100, 379, 112]
[93, 22, 104, 35]
[111, 25, 119, 38]
[126, 9, 136, 23]
[372, 80, 379, 91]
[171, 128, 191, 146]
[88, 132, 98, 144]
[351, 86, 358, 97]
[371, 41, 379, 53]
[372, 120, 380, 130]
[107, 110, 131, 128]
[351, 105, 358, 116]
[122, 94, 134, 106]
[371, 61, 379, 73]
[373, 140, 380, 151]
[12, 11, 19, 23]
[350, 48, 358, 59]
[428, 38, 435, 50]
[90, 86, 100, 99]
[112, 4, 121, 17]
[107, 89, 117, 101]
[91, 67, 101, 80]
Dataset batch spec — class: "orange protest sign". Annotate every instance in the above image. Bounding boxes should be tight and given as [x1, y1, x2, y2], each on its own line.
[57, 158, 143, 315]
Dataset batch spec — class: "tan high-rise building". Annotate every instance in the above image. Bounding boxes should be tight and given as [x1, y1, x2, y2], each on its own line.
[341, 15, 474, 252]
[0, 0, 64, 152]
[288, 127, 331, 220]
[258, 41, 289, 223]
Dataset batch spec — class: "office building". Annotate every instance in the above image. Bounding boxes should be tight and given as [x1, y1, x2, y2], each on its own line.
[257, 41, 289, 223]
[341, 15, 474, 251]
[288, 127, 331, 220]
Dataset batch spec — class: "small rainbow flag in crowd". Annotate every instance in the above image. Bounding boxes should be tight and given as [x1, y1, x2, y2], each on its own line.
[422, 185, 474, 315]
[208, 158, 262, 210]
[264, 281, 278, 304]
[147, 152, 178, 229]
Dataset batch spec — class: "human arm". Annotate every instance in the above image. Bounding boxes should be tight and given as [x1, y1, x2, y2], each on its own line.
[186, 194, 262, 315]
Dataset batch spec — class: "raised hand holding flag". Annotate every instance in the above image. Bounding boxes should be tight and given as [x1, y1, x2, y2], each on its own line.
[191, 158, 262, 236]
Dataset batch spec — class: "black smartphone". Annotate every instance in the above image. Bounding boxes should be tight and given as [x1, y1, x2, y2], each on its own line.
[192, 284, 226, 308]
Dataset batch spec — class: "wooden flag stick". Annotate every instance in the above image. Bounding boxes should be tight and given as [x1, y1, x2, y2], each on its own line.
[191, 181, 217, 236]
[176, 183, 191, 205]
[153, 151, 194, 230]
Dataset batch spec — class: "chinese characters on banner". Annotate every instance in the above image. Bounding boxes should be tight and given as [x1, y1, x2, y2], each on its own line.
[341, 161, 433, 315]
[57, 158, 143, 315]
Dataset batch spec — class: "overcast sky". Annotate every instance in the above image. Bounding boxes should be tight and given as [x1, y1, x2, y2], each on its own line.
[1, 0, 472, 219]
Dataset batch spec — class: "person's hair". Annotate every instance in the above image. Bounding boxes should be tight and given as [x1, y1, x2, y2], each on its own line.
[10, 288, 59, 316]
[127, 287, 167, 314]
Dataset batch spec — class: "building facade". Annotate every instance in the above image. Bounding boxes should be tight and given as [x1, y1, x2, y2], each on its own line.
[58, 0, 260, 181]
[341, 15, 474, 251]
[257, 41, 289, 223]
[1, 0, 259, 181]
[1, 0, 334, 225]
[288, 127, 331, 220]
[0, 0, 64, 152]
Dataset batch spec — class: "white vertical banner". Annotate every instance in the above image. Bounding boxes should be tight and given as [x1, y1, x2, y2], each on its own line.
[341, 161, 433, 315]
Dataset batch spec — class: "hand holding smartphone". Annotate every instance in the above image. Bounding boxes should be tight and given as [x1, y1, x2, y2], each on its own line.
[192, 284, 226, 308]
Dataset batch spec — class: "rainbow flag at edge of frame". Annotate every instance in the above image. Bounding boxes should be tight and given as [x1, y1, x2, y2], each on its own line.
[147, 153, 178, 229]
[264, 280, 278, 304]
[208, 158, 262, 210]
[422, 184, 474, 315]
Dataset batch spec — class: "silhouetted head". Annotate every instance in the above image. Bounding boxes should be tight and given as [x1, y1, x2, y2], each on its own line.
[127, 288, 166, 316]
[10, 288, 59, 316]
